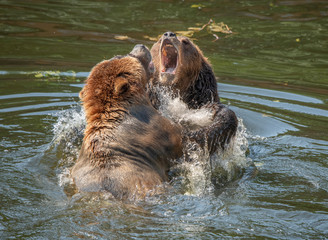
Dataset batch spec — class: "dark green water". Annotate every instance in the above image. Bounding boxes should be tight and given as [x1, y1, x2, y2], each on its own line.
[1, 0, 327, 239]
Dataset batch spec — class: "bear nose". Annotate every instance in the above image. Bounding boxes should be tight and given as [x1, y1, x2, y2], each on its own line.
[163, 31, 176, 38]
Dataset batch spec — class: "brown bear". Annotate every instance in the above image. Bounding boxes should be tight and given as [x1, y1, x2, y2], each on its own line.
[71, 45, 183, 200]
[149, 32, 238, 153]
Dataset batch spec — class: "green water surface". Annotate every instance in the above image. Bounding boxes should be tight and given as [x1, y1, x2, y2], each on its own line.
[0, 0, 327, 239]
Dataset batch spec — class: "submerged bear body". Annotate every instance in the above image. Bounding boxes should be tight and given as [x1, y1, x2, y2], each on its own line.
[72, 45, 182, 200]
[73, 101, 181, 199]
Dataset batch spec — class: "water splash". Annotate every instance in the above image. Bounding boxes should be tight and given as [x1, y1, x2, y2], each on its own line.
[50, 105, 86, 191]
[169, 118, 250, 196]
[155, 87, 251, 195]
[52, 106, 85, 159]
[157, 87, 213, 129]
[209, 118, 251, 186]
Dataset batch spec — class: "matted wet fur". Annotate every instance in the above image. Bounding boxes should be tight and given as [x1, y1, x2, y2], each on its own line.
[71, 45, 182, 200]
[149, 32, 238, 153]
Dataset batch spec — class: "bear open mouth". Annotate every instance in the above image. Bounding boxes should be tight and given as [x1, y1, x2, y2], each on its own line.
[161, 39, 178, 74]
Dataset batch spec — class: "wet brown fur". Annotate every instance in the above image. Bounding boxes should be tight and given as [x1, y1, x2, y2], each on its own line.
[149, 34, 238, 152]
[71, 55, 182, 200]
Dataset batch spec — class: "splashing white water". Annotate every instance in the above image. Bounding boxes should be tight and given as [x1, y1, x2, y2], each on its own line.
[155, 87, 251, 195]
[169, 117, 250, 195]
[157, 87, 213, 129]
[210, 118, 251, 184]
[51, 105, 86, 189]
[52, 106, 86, 147]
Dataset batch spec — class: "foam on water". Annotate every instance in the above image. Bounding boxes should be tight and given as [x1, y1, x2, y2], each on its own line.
[156, 87, 251, 195]
[169, 117, 250, 196]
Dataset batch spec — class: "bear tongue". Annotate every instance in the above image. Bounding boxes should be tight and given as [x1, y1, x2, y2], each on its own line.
[161, 45, 177, 73]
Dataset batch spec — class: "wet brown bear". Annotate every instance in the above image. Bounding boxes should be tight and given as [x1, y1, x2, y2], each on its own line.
[71, 45, 182, 200]
[149, 32, 238, 153]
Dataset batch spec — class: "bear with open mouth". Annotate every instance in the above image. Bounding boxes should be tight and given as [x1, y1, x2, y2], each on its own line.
[71, 45, 183, 200]
[149, 32, 238, 153]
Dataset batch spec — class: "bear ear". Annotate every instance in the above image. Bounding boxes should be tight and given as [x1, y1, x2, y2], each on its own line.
[114, 79, 130, 95]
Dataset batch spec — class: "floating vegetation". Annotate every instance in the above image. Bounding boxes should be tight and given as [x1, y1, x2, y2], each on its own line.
[190, 4, 206, 9]
[176, 19, 234, 42]
[34, 70, 62, 78]
[143, 19, 234, 42]
[114, 35, 131, 41]
[32, 70, 86, 82]
[143, 35, 158, 41]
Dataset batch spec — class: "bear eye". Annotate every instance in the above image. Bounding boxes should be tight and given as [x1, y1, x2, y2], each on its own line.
[117, 72, 132, 78]
[182, 39, 189, 45]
